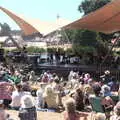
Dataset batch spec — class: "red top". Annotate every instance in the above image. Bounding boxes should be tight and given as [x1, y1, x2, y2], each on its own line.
[0, 82, 12, 100]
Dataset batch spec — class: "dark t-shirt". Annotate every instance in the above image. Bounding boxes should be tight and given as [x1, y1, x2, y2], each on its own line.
[19, 107, 37, 120]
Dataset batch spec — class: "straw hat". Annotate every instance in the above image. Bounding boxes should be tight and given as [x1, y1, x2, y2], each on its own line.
[21, 95, 34, 108]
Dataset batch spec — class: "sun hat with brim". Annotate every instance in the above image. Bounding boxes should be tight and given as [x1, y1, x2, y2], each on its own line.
[21, 95, 34, 108]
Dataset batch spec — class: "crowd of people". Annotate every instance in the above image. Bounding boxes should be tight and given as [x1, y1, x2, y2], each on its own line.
[0, 62, 119, 120]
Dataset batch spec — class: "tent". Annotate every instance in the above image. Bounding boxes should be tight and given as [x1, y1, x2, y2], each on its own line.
[64, 0, 120, 34]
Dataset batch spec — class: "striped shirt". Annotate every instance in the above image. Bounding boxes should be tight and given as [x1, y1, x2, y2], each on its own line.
[0, 82, 12, 100]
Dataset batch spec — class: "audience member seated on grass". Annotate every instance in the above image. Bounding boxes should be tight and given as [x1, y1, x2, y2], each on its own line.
[52, 73, 59, 82]
[101, 85, 115, 112]
[0, 81, 13, 108]
[18, 95, 37, 120]
[63, 98, 88, 120]
[21, 81, 31, 92]
[70, 73, 79, 89]
[36, 88, 44, 108]
[101, 96, 115, 112]
[41, 72, 49, 83]
[101, 85, 112, 97]
[83, 73, 91, 84]
[52, 78, 61, 92]
[83, 84, 94, 105]
[10, 84, 30, 110]
[74, 88, 84, 111]
[0, 100, 10, 120]
[91, 83, 102, 97]
[100, 70, 112, 84]
[29, 71, 36, 82]
[107, 78, 119, 92]
[110, 101, 120, 120]
[68, 70, 74, 82]
[43, 85, 61, 110]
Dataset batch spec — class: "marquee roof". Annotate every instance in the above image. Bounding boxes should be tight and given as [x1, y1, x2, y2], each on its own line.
[1, 0, 120, 36]
[0, 6, 70, 36]
[0, 6, 39, 36]
[64, 0, 120, 34]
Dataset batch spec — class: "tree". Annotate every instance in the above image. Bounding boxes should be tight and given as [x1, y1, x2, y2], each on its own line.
[74, 29, 98, 46]
[0, 23, 11, 36]
[78, 0, 112, 42]
[78, 0, 111, 16]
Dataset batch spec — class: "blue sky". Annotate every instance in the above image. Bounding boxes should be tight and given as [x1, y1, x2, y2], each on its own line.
[0, 0, 83, 30]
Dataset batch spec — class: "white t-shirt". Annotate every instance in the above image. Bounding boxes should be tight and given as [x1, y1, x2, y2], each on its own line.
[11, 91, 30, 107]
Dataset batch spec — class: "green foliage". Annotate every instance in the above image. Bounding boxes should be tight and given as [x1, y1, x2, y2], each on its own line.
[61, 30, 77, 43]
[73, 45, 96, 56]
[64, 29, 98, 46]
[78, 0, 112, 42]
[47, 47, 65, 55]
[47, 48, 57, 53]
[9, 48, 19, 52]
[78, 0, 111, 15]
[26, 47, 46, 53]
[74, 29, 98, 46]
[66, 48, 73, 56]
[95, 41, 109, 56]
[0, 23, 11, 36]
[57, 48, 65, 54]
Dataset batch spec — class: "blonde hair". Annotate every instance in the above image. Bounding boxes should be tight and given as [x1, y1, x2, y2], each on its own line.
[64, 98, 76, 113]
[83, 84, 94, 94]
[44, 85, 55, 97]
[94, 113, 106, 120]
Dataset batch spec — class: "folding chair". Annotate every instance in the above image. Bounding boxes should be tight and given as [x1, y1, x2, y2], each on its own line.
[89, 97, 104, 113]
[110, 96, 119, 104]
